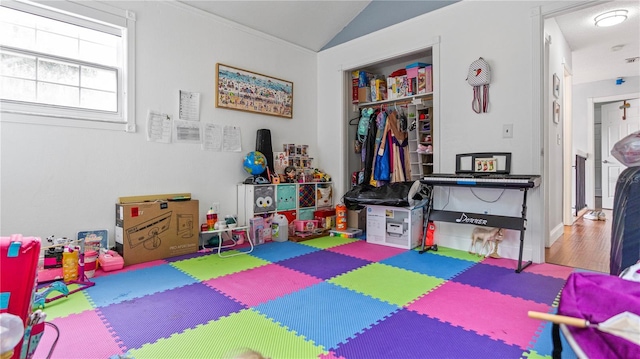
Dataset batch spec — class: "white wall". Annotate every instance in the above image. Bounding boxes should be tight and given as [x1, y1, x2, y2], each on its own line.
[544, 18, 573, 245]
[572, 75, 640, 208]
[318, 1, 546, 262]
[0, 1, 318, 245]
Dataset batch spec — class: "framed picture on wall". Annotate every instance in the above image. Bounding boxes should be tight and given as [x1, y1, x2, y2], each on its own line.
[215, 63, 293, 119]
[553, 100, 560, 124]
[553, 73, 560, 98]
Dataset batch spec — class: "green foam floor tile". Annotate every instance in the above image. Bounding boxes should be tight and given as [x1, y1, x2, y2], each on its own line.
[40, 286, 94, 319]
[128, 309, 325, 359]
[424, 246, 484, 262]
[523, 350, 551, 359]
[300, 236, 357, 249]
[329, 263, 444, 306]
[171, 252, 270, 280]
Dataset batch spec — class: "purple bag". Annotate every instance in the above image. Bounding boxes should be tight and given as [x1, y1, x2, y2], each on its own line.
[558, 272, 640, 358]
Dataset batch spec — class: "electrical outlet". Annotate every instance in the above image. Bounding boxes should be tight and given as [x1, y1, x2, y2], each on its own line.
[502, 124, 513, 138]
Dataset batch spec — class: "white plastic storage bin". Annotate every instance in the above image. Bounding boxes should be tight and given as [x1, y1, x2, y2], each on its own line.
[366, 205, 423, 249]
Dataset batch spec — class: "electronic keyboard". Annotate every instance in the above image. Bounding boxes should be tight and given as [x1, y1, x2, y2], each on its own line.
[421, 173, 541, 189]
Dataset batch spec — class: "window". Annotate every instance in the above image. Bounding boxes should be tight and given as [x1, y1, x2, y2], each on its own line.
[0, 0, 136, 131]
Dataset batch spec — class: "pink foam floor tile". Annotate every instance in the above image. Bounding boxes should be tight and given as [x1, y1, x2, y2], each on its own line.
[327, 240, 406, 262]
[407, 281, 550, 349]
[521, 262, 575, 279]
[33, 310, 124, 359]
[205, 263, 323, 306]
[482, 258, 575, 280]
[319, 351, 346, 359]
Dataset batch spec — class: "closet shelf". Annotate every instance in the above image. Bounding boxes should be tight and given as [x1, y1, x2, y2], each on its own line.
[357, 92, 433, 108]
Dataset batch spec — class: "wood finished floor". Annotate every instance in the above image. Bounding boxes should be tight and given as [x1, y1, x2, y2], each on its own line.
[545, 209, 611, 273]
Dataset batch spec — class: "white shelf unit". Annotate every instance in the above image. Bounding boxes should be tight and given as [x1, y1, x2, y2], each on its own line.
[237, 182, 333, 226]
[408, 101, 434, 180]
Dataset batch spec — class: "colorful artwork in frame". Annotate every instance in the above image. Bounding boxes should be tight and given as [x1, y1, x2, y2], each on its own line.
[216, 63, 293, 119]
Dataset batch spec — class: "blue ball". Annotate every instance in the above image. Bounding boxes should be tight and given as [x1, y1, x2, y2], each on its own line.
[243, 151, 267, 176]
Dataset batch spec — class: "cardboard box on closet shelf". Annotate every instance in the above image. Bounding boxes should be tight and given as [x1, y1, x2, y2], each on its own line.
[358, 87, 371, 103]
[115, 193, 199, 266]
[386, 77, 396, 100]
[418, 65, 433, 94]
[351, 71, 360, 104]
[406, 62, 428, 96]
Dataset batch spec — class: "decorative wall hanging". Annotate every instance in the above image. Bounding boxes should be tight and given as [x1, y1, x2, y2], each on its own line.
[466, 57, 491, 113]
[553, 100, 560, 124]
[216, 63, 293, 119]
[553, 73, 560, 99]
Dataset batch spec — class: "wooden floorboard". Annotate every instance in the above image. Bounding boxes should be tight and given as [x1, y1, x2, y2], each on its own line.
[545, 209, 611, 273]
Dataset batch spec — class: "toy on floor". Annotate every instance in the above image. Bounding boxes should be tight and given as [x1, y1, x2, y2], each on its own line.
[223, 347, 269, 359]
[486, 230, 504, 258]
[329, 228, 362, 238]
[33, 281, 69, 309]
[469, 227, 503, 257]
[38, 236, 95, 303]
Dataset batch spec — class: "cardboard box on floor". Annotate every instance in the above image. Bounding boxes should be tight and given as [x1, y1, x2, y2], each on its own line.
[115, 193, 199, 266]
[348, 208, 366, 231]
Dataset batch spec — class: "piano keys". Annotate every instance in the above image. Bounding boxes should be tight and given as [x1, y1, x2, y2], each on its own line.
[421, 173, 541, 189]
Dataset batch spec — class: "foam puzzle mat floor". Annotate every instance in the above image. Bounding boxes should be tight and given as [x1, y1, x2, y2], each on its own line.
[33, 237, 580, 359]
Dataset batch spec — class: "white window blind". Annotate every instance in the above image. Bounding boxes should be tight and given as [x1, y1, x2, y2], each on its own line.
[0, 0, 136, 131]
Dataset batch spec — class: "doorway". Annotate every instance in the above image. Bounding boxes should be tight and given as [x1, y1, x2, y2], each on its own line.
[539, 0, 639, 271]
[597, 97, 640, 210]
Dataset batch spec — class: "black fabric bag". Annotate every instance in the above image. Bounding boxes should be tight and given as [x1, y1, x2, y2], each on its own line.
[342, 181, 429, 210]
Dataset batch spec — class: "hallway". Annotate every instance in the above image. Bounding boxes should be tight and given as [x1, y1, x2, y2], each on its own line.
[545, 209, 611, 273]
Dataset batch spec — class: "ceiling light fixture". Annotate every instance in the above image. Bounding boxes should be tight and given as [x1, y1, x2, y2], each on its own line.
[594, 10, 628, 27]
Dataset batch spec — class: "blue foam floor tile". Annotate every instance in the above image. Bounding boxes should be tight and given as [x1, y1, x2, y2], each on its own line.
[86, 264, 198, 306]
[254, 282, 398, 350]
[530, 308, 578, 359]
[248, 241, 320, 263]
[381, 250, 476, 279]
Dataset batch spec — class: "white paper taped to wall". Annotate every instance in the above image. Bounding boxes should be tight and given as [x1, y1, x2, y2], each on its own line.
[147, 110, 171, 143]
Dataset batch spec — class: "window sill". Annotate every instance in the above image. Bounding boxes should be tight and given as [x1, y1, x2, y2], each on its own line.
[1, 110, 135, 132]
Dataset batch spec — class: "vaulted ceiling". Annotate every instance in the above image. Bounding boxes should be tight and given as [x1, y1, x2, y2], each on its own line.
[178, 1, 639, 85]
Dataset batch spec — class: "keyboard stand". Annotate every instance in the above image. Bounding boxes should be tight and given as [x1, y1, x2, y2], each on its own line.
[419, 184, 533, 273]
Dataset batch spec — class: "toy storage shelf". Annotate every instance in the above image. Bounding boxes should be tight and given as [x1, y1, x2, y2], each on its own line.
[408, 102, 434, 180]
[237, 182, 333, 226]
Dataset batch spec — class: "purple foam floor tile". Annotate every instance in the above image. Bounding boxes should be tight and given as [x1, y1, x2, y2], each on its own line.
[99, 282, 245, 349]
[277, 250, 370, 279]
[452, 262, 566, 304]
[333, 309, 524, 359]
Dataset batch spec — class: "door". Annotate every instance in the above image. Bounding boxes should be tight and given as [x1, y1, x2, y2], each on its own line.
[600, 98, 640, 209]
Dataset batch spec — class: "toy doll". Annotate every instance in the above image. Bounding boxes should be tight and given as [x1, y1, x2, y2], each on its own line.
[284, 166, 297, 183]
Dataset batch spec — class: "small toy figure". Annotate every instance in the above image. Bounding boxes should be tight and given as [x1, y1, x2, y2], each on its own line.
[469, 227, 504, 257]
[284, 166, 297, 183]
